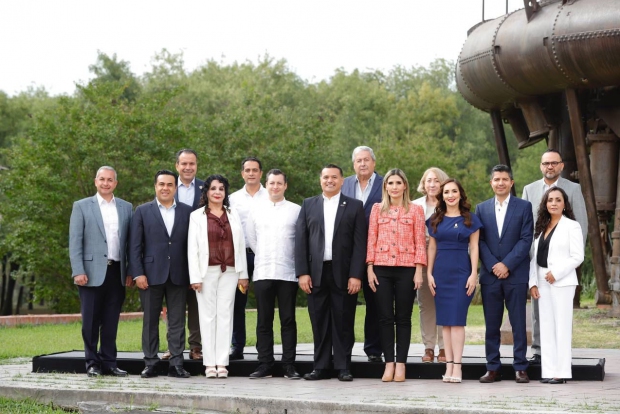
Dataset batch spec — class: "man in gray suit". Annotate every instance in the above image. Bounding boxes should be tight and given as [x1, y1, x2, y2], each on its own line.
[69, 166, 133, 378]
[522, 149, 588, 365]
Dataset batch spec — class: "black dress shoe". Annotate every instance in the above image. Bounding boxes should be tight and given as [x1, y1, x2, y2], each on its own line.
[229, 351, 244, 361]
[367, 355, 383, 363]
[528, 354, 541, 365]
[303, 369, 331, 380]
[87, 367, 102, 378]
[283, 365, 301, 380]
[515, 370, 530, 383]
[548, 378, 567, 384]
[479, 370, 501, 383]
[104, 367, 128, 377]
[338, 369, 353, 381]
[141, 366, 158, 378]
[168, 366, 191, 378]
[249, 365, 272, 379]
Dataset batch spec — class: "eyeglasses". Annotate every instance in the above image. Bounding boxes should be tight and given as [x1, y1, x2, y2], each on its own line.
[541, 161, 562, 167]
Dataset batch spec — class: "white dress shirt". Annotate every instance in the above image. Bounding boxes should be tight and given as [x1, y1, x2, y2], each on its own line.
[246, 199, 301, 282]
[96, 193, 120, 261]
[177, 177, 196, 207]
[156, 198, 176, 236]
[495, 194, 510, 237]
[323, 192, 341, 261]
[229, 184, 269, 245]
[355, 172, 376, 206]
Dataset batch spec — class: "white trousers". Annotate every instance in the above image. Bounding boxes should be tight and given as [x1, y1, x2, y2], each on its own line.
[195, 266, 239, 367]
[537, 267, 575, 379]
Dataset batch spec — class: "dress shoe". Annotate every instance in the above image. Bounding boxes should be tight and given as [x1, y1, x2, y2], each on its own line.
[161, 350, 171, 360]
[479, 370, 502, 383]
[141, 366, 158, 378]
[168, 366, 191, 378]
[249, 365, 273, 379]
[283, 365, 302, 380]
[437, 349, 447, 363]
[303, 369, 331, 380]
[367, 354, 383, 363]
[528, 354, 541, 365]
[548, 378, 567, 384]
[539, 378, 551, 383]
[229, 350, 244, 361]
[515, 370, 530, 383]
[189, 347, 203, 360]
[104, 367, 128, 377]
[422, 348, 434, 363]
[87, 367, 102, 378]
[338, 369, 353, 381]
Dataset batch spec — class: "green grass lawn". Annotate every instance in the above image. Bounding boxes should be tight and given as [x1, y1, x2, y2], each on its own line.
[0, 302, 616, 360]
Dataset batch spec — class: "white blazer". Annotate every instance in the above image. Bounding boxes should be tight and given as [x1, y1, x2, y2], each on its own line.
[188, 206, 249, 284]
[529, 215, 584, 288]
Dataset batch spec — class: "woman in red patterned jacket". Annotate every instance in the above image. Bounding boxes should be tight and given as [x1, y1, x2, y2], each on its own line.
[367, 168, 427, 383]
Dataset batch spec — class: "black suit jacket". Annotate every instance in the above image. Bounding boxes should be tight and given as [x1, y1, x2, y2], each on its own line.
[129, 200, 192, 286]
[295, 193, 367, 289]
[174, 178, 204, 210]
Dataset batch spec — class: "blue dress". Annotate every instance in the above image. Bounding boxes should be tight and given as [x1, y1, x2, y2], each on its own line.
[426, 214, 482, 326]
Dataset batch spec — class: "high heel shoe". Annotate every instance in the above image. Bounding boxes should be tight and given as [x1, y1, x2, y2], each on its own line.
[539, 378, 551, 383]
[216, 366, 228, 378]
[206, 366, 217, 378]
[450, 362, 462, 383]
[442, 361, 454, 383]
[382, 362, 395, 382]
[394, 363, 406, 382]
[548, 378, 566, 384]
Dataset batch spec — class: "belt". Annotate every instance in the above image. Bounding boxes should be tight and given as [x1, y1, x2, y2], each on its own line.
[107, 260, 120, 266]
[246, 248, 254, 254]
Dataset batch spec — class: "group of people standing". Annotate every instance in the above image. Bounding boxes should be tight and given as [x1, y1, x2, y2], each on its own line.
[69, 145, 586, 384]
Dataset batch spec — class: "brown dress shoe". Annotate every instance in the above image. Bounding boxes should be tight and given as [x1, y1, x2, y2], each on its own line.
[515, 370, 530, 383]
[437, 349, 446, 363]
[479, 370, 502, 383]
[189, 347, 203, 360]
[421, 348, 434, 363]
[161, 350, 171, 360]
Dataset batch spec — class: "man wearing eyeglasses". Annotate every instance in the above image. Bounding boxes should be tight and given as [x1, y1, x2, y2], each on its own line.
[522, 149, 587, 366]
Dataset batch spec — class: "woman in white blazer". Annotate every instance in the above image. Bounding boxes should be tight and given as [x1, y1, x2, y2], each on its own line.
[188, 175, 249, 379]
[529, 187, 584, 384]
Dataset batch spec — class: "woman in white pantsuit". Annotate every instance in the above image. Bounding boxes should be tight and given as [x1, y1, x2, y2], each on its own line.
[188, 175, 249, 379]
[529, 187, 584, 384]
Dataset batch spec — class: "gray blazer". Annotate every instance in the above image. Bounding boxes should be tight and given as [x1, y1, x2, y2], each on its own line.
[69, 195, 133, 286]
[522, 176, 588, 246]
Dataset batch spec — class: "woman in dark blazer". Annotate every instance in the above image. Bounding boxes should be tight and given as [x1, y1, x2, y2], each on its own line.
[529, 187, 584, 384]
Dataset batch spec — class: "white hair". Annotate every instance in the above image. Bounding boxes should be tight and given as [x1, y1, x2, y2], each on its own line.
[351, 146, 376, 162]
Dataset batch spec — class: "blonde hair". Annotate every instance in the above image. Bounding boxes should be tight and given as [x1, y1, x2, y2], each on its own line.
[417, 167, 449, 195]
[380, 169, 411, 214]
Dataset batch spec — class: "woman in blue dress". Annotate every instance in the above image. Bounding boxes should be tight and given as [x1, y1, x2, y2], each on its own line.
[426, 179, 482, 383]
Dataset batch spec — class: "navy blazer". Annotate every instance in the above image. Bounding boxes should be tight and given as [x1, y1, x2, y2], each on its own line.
[295, 194, 367, 289]
[129, 200, 193, 286]
[475, 196, 533, 285]
[342, 174, 383, 224]
[174, 178, 204, 210]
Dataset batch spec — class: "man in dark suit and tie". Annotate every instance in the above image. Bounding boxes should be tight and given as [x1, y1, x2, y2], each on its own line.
[475, 165, 533, 383]
[69, 166, 133, 378]
[130, 170, 193, 379]
[341, 145, 383, 362]
[295, 164, 367, 381]
[158, 149, 204, 361]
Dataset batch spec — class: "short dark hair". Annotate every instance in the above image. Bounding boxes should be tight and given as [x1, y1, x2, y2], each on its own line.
[266, 168, 287, 183]
[241, 157, 262, 171]
[154, 169, 178, 185]
[175, 149, 198, 163]
[543, 149, 563, 161]
[490, 164, 513, 180]
[322, 163, 343, 177]
[200, 174, 231, 211]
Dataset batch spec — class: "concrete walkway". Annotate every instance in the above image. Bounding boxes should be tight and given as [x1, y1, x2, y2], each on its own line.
[0, 344, 618, 414]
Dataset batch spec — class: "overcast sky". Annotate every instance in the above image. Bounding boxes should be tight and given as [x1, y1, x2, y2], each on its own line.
[0, 1, 523, 96]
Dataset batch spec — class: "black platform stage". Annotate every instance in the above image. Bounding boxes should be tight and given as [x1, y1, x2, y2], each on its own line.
[32, 351, 605, 381]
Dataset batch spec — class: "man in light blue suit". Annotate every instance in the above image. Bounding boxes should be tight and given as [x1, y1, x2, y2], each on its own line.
[475, 165, 533, 384]
[69, 166, 133, 378]
[341, 146, 384, 362]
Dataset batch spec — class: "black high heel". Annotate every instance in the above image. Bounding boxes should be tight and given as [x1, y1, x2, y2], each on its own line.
[539, 378, 551, 383]
[548, 378, 566, 384]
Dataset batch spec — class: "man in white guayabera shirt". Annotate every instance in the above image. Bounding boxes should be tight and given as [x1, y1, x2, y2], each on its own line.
[245, 169, 302, 379]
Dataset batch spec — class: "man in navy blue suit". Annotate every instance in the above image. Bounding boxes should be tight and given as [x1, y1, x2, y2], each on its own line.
[475, 165, 533, 384]
[341, 146, 384, 362]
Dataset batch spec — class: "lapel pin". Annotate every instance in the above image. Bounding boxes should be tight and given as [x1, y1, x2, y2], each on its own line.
[454, 223, 458, 228]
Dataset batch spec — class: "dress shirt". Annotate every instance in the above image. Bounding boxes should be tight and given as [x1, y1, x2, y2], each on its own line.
[246, 199, 301, 282]
[156, 198, 176, 236]
[96, 193, 120, 261]
[229, 184, 269, 245]
[323, 193, 341, 261]
[495, 194, 510, 237]
[355, 172, 376, 206]
[177, 177, 196, 207]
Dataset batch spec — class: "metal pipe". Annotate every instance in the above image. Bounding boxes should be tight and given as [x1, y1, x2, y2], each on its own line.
[490, 110, 516, 196]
